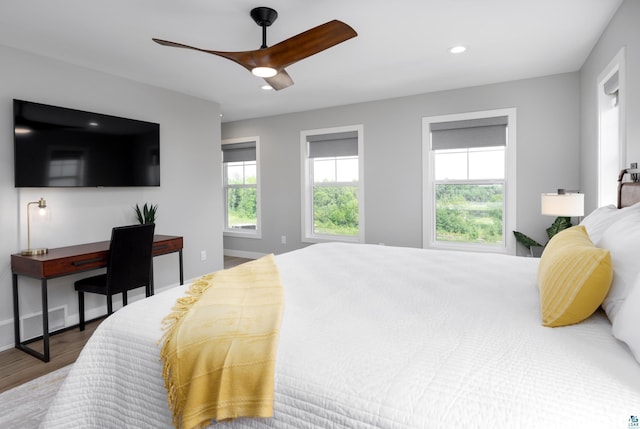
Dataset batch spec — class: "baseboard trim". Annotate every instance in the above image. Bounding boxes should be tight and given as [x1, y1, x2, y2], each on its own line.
[223, 249, 265, 260]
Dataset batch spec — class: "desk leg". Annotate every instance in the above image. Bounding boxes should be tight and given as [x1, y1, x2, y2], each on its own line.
[12, 273, 20, 348]
[41, 279, 50, 362]
[13, 276, 50, 362]
[149, 259, 155, 296]
[179, 249, 184, 285]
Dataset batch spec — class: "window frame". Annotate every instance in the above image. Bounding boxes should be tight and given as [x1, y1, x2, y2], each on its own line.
[422, 108, 517, 254]
[597, 47, 626, 207]
[222, 136, 262, 239]
[301, 124, 365, 244]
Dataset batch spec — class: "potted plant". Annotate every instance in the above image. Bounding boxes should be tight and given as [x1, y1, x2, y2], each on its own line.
[513, 216, 573, 255]
[134, 203, 158, 224]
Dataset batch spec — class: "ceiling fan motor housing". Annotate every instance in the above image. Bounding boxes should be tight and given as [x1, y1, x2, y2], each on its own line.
[250, 7, 278, 27]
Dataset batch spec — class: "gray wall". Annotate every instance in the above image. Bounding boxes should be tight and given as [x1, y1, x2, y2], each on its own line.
[580, 0, 640, 212]
[222, 73, 580, 256]
[0, 45, 223, 351]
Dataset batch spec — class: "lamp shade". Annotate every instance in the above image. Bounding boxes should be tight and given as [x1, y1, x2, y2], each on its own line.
[541, 193, 584, 217]
[21, 197, 49, 256]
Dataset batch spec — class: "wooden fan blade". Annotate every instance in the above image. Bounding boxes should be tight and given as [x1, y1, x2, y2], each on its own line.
[152, 38, 213, 53]
[264, 70, 294, 90]
[255, 20, 357, 70]
[153, 38, 261, 72]
[152, 19, 356, 89]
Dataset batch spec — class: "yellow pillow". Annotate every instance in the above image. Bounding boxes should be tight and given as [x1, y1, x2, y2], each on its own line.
[537, 225, 612, 327]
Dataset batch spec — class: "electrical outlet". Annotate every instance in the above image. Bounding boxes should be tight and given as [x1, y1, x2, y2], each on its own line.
[200, 250, 207, 261]
[281, 235, 287, 244]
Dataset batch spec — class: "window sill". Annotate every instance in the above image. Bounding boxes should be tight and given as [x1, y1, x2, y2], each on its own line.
[223, 231, 262, 240]
[302, 234, 361, 244]
[426, 241, 511, 255]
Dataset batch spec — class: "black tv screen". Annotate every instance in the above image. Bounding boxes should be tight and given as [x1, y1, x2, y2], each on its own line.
[13, 99, 160, 187]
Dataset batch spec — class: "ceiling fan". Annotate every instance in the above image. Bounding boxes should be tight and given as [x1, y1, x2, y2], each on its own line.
[153, 7, 357, 90]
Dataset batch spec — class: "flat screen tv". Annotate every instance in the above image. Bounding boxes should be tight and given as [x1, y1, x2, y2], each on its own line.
[13, 99, 160, 187]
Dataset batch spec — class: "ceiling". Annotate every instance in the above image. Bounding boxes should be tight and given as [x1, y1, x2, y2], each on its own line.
[0, 0, 623, 122]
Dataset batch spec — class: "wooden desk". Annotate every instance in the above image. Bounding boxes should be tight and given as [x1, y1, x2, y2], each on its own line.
[11, 235, 183, 362]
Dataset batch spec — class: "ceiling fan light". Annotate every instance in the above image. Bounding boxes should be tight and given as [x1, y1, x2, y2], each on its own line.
[252, 66, 277, 78]
[449, 45, 467, 54]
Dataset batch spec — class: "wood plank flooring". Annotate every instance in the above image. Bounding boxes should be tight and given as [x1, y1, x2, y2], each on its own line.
[0, 319, 102, 393]
[223, 255, 254, 268]
[0, 255, 251, 394]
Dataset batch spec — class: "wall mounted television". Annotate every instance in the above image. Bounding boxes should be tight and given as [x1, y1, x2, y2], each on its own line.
[13, 99, 160, 187]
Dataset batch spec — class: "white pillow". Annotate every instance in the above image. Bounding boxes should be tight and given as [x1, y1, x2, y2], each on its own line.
[580, 202, 640, 244]
[612, 275, 640, 363]
[598, 210, 640, 323]
[579, 204, 616, 242]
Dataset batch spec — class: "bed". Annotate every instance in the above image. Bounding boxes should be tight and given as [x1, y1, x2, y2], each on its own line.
[41, 176, 640, 429]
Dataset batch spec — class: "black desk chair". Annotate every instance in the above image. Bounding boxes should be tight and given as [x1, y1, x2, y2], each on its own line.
[75, 223, 155, 330]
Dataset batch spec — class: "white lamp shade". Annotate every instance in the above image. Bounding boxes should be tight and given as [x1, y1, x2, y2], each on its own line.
[541, 193, 585, 217]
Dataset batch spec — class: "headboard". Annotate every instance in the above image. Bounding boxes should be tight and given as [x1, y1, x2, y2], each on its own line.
[617, 168, 640, 208]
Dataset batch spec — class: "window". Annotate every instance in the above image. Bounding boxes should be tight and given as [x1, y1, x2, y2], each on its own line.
[423, 109, 516, 253]
[301, 125, 364, 243]
[222, 137, 261, 238]
[598, 48, 626, 206]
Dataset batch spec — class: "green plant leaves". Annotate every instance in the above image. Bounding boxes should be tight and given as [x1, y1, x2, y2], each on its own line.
[546, 216, 572, 239]
[134, 203, 158, 224]
[513, 231, 543, 250]
[513, 216, 574, 252]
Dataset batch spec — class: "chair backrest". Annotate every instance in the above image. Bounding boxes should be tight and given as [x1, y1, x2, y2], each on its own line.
[106, 223, 156, 295]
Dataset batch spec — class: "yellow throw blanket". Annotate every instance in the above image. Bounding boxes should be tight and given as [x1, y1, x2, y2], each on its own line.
[160, 254, 284, 429]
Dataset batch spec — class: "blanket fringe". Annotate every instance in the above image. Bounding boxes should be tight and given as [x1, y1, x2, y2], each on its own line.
[159, 273, 215, 428]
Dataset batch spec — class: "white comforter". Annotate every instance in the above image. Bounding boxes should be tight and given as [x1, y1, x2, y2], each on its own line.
[41, 243, 640, 428]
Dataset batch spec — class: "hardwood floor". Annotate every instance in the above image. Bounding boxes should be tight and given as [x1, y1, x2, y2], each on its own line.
[223, 255, 253, 268]
[0, 255, 252, 394]
[0, 319, 103, 393]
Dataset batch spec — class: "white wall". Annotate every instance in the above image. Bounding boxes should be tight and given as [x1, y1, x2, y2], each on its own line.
[580, 0, 640, 212]
[0, 45, 223, 351]
[222, 73, 580, 255]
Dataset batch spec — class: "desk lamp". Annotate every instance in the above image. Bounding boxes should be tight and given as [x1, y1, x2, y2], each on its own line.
[21, 197, 49, 256]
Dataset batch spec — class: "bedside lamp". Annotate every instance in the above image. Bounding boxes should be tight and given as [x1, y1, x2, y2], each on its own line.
[541, 189, 584, 239]
[541, 189, 585, 219]
[514, 189, 585, 256]
[21, 197, 49, 256]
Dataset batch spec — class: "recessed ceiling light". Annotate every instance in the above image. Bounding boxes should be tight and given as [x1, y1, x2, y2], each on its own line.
[261, 84, 273, 91]
[449, 46, 467, 54]
[88, 121, 99, 126]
